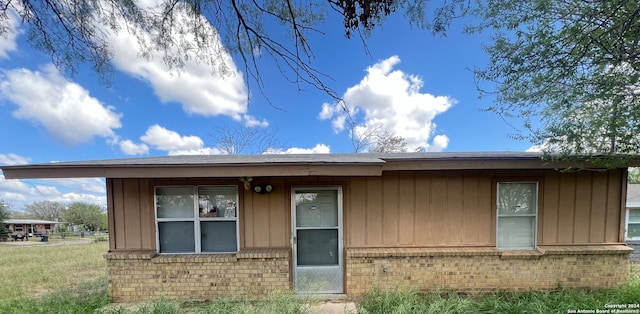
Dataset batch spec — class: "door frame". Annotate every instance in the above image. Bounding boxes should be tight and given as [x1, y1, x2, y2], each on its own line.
[291, 186, 344, 293]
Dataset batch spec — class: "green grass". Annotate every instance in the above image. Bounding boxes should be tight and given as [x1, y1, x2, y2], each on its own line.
[0, 242, 638, 314]
[357, 264, 640, 314]
[0, 242, 110, 313]
[98, 291, 308, 314]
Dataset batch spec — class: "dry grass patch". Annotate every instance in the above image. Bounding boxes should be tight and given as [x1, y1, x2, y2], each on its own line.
[0, 241, 108, 300]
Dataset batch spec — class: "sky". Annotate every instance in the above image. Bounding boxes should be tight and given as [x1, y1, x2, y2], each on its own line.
[0, 3, 537, 210]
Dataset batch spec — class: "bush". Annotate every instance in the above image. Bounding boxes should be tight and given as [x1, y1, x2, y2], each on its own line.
[93, 236, 108, 243]
[57, 226, 68, 239]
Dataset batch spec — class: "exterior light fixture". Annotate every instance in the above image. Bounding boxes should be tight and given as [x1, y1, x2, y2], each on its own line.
[253, 184, 273, 194]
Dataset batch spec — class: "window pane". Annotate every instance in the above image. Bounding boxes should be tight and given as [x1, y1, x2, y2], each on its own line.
[156, 187, 195, 218]
[628, 224, 640, 239]
[201, 221, 237, 252]
[297, 229, 339, 265]
[198, 186, 237, 218]
[497, 217, 535, 249]
[629, 209, 640, 223]
[498, 183, 536, 215]
[158, 222, 195, 253]
[295, 190, 338, 227]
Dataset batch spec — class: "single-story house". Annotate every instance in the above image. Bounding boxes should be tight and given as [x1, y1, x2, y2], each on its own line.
[626, 184, 640, 261]
[2, 219, 63, 239]
[1, 152, 637, 301]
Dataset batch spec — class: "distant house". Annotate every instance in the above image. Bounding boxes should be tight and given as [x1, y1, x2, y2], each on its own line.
[1, 152, 637, 302]
[627, 184, 640, 261]
[3, 219, 63, 238]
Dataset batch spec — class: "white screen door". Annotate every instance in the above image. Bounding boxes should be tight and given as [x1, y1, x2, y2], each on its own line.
[292, 187, 343, 293]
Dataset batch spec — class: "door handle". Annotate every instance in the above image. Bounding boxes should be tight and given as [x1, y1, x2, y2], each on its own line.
[293, 236, 297, 245]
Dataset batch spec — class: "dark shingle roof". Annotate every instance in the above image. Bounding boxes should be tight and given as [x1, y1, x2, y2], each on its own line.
[8, 151, 544, 167]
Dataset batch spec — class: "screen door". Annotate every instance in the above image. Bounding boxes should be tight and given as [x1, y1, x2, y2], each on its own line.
[292, 187, 343, 293]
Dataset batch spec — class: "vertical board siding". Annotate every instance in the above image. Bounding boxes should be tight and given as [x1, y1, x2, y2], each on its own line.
[542, 172, 560, 244]
[589, 173, 608, 243]
[268, 178, 287, 247]
[108, 169, 625, 251]
[251, 192, 270, 247]
[122, 180, 141, 249]
[538, 169, 623, 245]
[414, 173, 431, 245]
[462, 172, 479, 245]
[477, 173, 493, 245]
[382, 172, 399, 245]
[556, 174, 577, 243]
[138, 179, 154, 250]
[429, 173, 448, 245]
[112, 179, 126, 250]
[573, 172, 593, 243]
[108, 179, 155, 251]
[366, 177, 383, 245]
[242, 189, 255, 248]
[398, 171, 416, 245]
[348, 177, 367, 246]
[446, 173, 464, 245]
[106, 179, 116, 251]
[605, 170, 622, 243]
[346, 169, 624, 248]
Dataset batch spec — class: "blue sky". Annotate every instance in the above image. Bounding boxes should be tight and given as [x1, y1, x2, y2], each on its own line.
[0, 6, 536, 210]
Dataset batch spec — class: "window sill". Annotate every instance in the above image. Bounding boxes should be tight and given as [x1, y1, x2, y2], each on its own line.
[499, 249, 543, 260]
[105, 248, 290, 263]
[345, 245, 633, 259]
[537, 245, 633, 255]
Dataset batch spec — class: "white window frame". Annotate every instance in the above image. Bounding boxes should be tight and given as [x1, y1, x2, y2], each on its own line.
[154, 185, 240, 254]
[496, 181, 538, 250]
[627, 207, 640, 241]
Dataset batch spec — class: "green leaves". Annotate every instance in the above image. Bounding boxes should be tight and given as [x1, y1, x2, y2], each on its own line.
[63, 202, 107, 232]
[475, 0, 640, 167]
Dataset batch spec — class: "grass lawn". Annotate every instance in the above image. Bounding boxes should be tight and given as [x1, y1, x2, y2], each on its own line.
[0, 241, 637, 313]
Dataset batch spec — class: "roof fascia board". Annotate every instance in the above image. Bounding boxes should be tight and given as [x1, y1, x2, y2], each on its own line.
[2, 164, 384, 179]
[380, 158, 588, 170]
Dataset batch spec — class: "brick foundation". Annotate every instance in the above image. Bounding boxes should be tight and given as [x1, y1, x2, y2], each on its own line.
[106, 245, 633, 301]
[105, 249, 290, 302]
[345, 245, 633, 295]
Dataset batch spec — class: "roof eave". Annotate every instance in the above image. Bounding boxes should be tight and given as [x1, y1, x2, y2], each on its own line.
[2, 162, 385, 179]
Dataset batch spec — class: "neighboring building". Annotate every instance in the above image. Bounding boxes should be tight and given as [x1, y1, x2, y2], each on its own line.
[1, 152, 637, 301]
[626, 184, 640, 262]
[2, 219, 63, 238]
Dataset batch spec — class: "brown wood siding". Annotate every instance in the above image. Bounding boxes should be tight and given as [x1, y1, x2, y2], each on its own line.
[605, 170, 623, 243]
[346, 169, 624, 248]
[107, 178, 155, 251]
[107, 169, 625, 251]
[243, 177, 289, 248]
[347, 171, 494, 247]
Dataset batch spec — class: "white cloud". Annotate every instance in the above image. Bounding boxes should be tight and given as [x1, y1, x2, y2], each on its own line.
[119, 139, 149, 155]
[105, 3, 248, 119]
[265, 144, 331, 154]
[139, 124, 223, 155]
[430, 135, 450, 153]
[167, 147, 224, 156]
[243, 115, 269, 128]
[319, 56, 454, 152]
[140, 124, 203, 151]
[0, 65, 122, 145]
[0, 153, 30, 165]
[0, 10, 20, 59]
[0, 171, 106, 210]
[525, 145, 543, 152]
